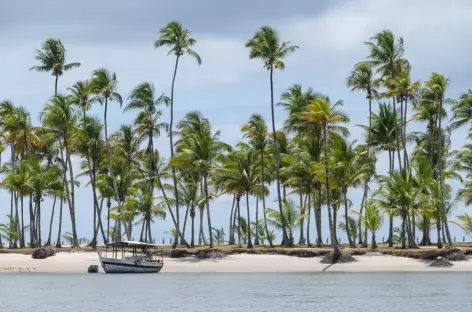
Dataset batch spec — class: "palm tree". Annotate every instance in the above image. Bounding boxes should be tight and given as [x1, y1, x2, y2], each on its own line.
[302, 97, 349, 256]
[171, 112, 230, 247]
[24, 157, 62, 246]
[30, 39, 80, 95]
[241, 114, 273, 247]
[451, 214, 472, 239]
[40, 95, 80, 246]
[365, 30, 409, 171]
[246, 26, 298, 246]
[347, 62, 379, 245]
[154, 21, 201, 246]
[451, 90, 472, 132]
[69, 80, 103, 246]
[330, 138, 372, 247]
[265, 198, 305, 244]
[353, 202, 384, 249]
[90, 68, 124, 241]
[424, 73, 453, 246]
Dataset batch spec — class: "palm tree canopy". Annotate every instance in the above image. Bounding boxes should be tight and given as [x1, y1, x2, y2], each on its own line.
[30, 39, 80, 76]
[154, 21, 202, 64]
[90, 68, 123, 105]
[246, 26, 298, 70]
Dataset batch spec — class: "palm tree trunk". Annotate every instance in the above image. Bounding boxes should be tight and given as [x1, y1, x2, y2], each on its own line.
[55, 197, 63, 248]
[63, 137, 78, 247]
[436, 217, 443, 248]
[182, 205, 190, 242]
[103, 98, 124, 242]
[260, 147, 273, 247]
[203, 175, 213, 248]
[46, 195, 56, 245]
[190, 207, 195, 247]
[344, 189, 355, 247]
[20, 194, 24, 248]
[393, 97, 403, 171]
[28, 193, 35, 247]
[37, 198, 42, 247]
[387, 150, 394, 247]
[403, 98, 409, 170]
[54, 75, 58, 96]
[237, 196, 242, 245]
[359, 95, 373, 246]
[245, 192, 253, 248]
[232, 198, 238, 244]
[323, 125, 341, 256]
[254, 195, 260, 245]
[169, 55, 181, 248]
[269, 66, 290, 245]
[198, 207, 205, 245]
[306, 194, 312, 247]
[155, 172, 190, 247]
[437, 106, 453, 246]
[298, 193, 305, 245]
[106, 197, 110, 243]
[316, 185, 323, 247]
[359, 183, 368, 246]
[228, 195, 235, 245]
[371, 232, 377, 249]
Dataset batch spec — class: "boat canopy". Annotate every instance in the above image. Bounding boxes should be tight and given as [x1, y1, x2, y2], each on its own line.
[106, 240, 159, 248]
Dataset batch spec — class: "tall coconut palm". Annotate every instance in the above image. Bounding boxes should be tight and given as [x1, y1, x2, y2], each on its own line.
[365, 30, 409, 171]
[125, 82, 169, 195]
[154, 21, 201, 246]
[90, 68, 124, 241]
[30, 39, 80, 96]
[246, 26, 298, 245]
[69, 80, 102, 246]
[347, 62, 379, 245]
[241, 114, 273, 247]
[302, 97, 349, 256]
[40, 94, 79, 246]
[424, 73, 453, 246]
[451, 90, 472, 133]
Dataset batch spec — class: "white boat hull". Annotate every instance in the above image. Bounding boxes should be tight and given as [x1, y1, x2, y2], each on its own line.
[99, 255, 164, 274]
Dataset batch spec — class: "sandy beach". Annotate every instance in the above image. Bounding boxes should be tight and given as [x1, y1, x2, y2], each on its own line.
[1, 252, 472, 273]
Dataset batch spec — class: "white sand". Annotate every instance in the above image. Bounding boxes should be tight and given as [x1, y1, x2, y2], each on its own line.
[1, 252, 472, 273]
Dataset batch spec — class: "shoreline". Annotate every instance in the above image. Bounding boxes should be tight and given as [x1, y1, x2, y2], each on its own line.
[1, 251, 472, 273]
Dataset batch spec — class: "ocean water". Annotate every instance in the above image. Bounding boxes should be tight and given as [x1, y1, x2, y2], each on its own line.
[0, 272, 470, 311]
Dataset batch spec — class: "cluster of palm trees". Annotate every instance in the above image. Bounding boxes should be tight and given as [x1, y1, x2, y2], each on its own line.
[1, 22, 472, 252]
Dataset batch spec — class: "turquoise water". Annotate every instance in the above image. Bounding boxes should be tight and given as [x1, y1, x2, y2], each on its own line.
[0, 272, 470, 311]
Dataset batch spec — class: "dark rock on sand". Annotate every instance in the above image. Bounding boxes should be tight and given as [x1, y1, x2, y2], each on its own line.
[421, 247, 468, 262]
[429, 256, 453, 268]
[195, 249, 227, 259]
[320, 252, 357, 264]
[32, 247, 56, 259]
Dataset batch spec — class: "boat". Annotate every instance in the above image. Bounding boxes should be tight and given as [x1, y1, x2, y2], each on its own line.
[98, 240, 164, 274]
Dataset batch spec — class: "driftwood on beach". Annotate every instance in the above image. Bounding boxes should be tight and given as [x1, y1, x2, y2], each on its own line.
[32, 247, 56, 259]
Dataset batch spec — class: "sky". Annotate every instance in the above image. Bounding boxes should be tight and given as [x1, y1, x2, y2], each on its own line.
[1, 0, 472, 245]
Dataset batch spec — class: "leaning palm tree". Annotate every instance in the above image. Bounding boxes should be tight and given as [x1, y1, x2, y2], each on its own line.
[246, 26, 298, 245]
[90, 68, 124, 241]
[302, 97, 349, 257]
[40, 94, 79, 246]
[30, 38, 80, 95]
[154, 21, 201, 246]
